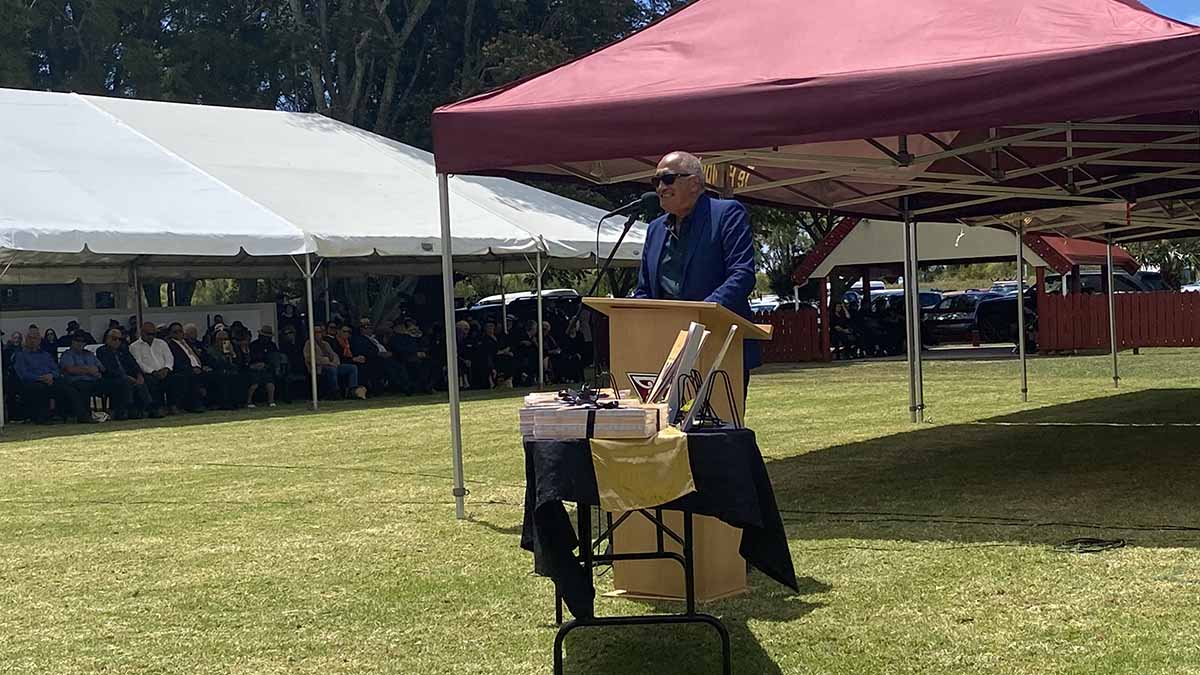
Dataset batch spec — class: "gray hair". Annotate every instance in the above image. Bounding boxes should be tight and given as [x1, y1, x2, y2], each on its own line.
[663, 150, 703, 177]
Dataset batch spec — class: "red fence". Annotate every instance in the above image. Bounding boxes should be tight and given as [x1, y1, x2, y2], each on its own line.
[761, 307, 829, 363]
[1039, 291, 1200, 352]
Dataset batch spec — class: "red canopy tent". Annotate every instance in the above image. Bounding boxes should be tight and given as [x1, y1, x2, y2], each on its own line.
[429, 0, 1200, 513]
[435, 0, 1200, 239]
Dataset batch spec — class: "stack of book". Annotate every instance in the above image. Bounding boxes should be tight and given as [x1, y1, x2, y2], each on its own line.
[519, 389, 668, 440]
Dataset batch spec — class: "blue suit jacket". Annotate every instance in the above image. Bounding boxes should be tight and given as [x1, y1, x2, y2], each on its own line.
[633, 194, 761, 369]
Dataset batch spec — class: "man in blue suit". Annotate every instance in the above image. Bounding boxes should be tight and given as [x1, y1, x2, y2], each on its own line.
[634, 151, 760, 389]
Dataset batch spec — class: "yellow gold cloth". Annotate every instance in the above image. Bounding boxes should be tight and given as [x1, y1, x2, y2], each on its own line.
[590, 427, 695, 511]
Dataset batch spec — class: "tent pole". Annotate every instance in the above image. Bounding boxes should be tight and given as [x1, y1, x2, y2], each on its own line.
[1016, 224, 1029, 402]
[908, 209, 925, 422]
[500, 259, 507, 334]
[901, 212, 918, 423]
[438, 173, 467, 520]
[303, 254, 320, 411]
[1106, 235, 1120, 389]
[133, 265, 144, 330]
[324, 262, 332, 323]
[0, 259, 8, 429]
[536, 244, 545, 387]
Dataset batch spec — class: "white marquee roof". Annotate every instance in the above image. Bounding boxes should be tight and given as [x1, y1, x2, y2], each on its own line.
[806, 219, 1051, 279]
[0, 88, 644, 283]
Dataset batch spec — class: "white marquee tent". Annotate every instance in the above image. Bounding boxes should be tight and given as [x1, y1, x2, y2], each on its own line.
[0, 88, 648, 446]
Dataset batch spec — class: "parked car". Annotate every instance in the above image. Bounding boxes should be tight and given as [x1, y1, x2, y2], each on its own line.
[975, 288, 1038, 346]
[850, 280, 887, 292]
[921, 291, 1000, 345]
[1182, 283, 1200, 293]
[869, 289, 943, 312]
[989, 280, 1020, 295]
[1044, 271, 1151, 294]
[1134, 270, 1172, 291]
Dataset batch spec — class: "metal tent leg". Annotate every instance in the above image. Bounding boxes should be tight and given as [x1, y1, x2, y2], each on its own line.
[438, 173, 467, 520]
[1016, 224, 1029, 402]
[901, 201, 924, 423]
[303, 254, 320, 411]
[1106, 236, 1120, 389]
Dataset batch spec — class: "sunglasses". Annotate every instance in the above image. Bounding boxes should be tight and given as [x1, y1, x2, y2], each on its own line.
[651, 172, 691, 188]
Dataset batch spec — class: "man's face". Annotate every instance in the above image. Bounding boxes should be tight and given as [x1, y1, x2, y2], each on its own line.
[282, 329, 296, 343]
[184, 326, 199, 341]
[141, 322, 157, 339]
[313, 327, 324, 340]
[361, 323, 373, 337]
[654, 156, 703, 218]
[105, 331, 122, 349]
[170, 326, 184, 341]
[339, 327, 352, 341]
[24, 333, 40, 351]
[71, 337, 86, 352]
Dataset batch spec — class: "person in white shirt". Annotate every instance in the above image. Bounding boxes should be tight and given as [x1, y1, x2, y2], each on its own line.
[129, 321, 174, 413]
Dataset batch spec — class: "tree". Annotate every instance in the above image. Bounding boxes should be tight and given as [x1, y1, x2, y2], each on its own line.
[1127, 238, 1200, 288]
[753, 207, 818, 298]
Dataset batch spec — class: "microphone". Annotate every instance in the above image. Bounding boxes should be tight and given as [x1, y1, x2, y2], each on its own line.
[571, 192, 659, 340]
[602, 192, 660, 220]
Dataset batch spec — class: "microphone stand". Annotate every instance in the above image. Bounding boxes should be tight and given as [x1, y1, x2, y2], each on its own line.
[570, 210, 641, 392]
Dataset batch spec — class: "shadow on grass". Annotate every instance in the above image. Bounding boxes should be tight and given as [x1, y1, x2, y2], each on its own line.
[562, 575, 829, 675]
[0, 385, 533, 444]
[768, 388, 1200, 548]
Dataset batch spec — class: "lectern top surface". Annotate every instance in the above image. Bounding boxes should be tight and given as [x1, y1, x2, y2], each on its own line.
[583, 297, 772, 341]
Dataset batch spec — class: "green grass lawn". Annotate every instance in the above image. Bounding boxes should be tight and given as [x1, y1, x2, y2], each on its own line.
[3, 350, 1200, 674]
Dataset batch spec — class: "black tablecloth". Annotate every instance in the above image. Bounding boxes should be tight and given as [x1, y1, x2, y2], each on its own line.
[521, 427, 798, 618]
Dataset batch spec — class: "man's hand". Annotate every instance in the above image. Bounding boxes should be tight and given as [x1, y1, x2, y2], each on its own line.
[382, 351, 393, 359]
[194, 367, 204, 375]
[250, 363, 266, 370]
[38, 374, 54, 385]
[86, 366, 101, 376]
[353, 356, 366, 364]
[154, 368, 171, 379]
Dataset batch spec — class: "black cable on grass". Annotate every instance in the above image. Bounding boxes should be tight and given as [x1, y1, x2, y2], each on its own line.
[1053, 538, 1126, 554]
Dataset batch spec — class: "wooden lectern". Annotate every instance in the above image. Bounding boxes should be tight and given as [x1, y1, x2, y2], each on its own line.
[583, 298, 772, 602]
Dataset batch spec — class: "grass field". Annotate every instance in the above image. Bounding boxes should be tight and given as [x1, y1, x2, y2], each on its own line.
[3, 349, 1200, 674]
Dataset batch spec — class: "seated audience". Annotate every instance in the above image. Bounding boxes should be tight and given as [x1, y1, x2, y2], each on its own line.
[166, 322, 208, 413]
[130, 321, 175, 414]
[235, 329, 276, 407]
[390, 318, 433, 394]
[511, 320, 540, 387]
[13, 331, 91, 424]
[58, 321, 95, 348]
[96, 328, 160, 419]
[304, 324, 364, 399]
[40, 328, 60, 355]
[553, 321, 587, 384]
[351, 319, 410, 394]
[250, 325, 286, 404]
[60, 330, 134, 420]
[204, 329, 246, 410]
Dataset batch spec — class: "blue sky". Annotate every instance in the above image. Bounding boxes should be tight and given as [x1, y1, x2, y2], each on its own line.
[1145, 0, 1200, 24]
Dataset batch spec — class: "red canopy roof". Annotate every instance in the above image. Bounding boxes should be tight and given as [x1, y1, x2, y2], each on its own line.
[1025, 234, 1140, 274]
[433, 0, 1200, 176]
